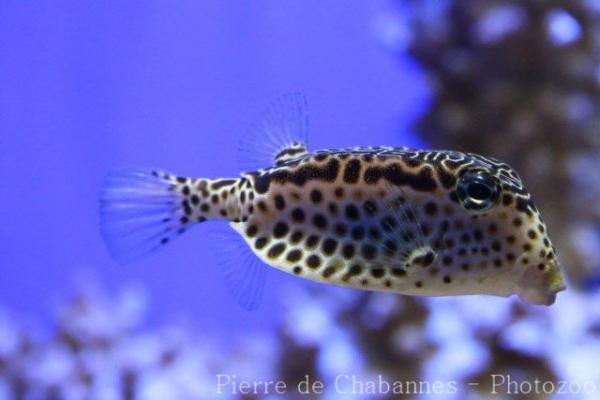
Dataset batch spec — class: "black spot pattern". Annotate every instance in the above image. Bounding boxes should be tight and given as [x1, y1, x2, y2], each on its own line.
[343, 265, 362, 281]
[351, 226, 365, 240]
[361, 244, 377, 260]
[343, 159, 362, 184]
[342, 243, 355, 259]
[246, 225, 258, 237]
[306, 235, 320, 248]
[333, 222, 348, 237]
[290, 230, 304, 244]
[424, 202, 437, 215]
[313, 214, 328, 230]
[322, 266, 338, 278]
[310, 190, 323, 204]
[363, 200, 378, 216]
[268, 243, 286, 258]
[306, 254, 322, 269]
[273, 222, 289, 238]
[286, 249, 302, 262]
[363, 163, 437, 192]
[291, 208, 306, 223]
[371, 268, 385, 278]
[345, 204, 360, 220]
[321, 238, 338, 255]
[274, 195, 286, 210]
[254, 158, 340, 194]
[255, 237, 268, 250]
[239, 147, 552, 294]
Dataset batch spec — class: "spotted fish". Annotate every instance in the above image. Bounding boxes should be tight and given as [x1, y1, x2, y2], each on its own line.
[100, 94, 566, 308]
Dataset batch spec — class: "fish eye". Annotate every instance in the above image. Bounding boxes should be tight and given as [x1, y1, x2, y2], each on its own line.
[456, 171, 500, 212]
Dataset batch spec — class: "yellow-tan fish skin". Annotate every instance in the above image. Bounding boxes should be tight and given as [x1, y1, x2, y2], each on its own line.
[179, 146, 565, 306]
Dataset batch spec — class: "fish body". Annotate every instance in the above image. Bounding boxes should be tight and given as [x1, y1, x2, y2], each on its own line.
[100, 95, 566, 307]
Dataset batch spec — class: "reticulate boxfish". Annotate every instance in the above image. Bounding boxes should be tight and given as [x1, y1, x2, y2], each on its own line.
[100, 94, 566, 308]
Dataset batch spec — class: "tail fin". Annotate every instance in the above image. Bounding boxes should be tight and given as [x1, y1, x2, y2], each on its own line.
[99, 169, 192, 263]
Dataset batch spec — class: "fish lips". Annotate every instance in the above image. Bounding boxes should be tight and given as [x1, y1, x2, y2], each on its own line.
[515, 256, 566, 306]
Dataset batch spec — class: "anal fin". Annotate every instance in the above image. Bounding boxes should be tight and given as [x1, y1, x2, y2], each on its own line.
[209, 224, 268, 311]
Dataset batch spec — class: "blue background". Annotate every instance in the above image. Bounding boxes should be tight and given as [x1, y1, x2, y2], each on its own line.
[0, 1, 427, 335]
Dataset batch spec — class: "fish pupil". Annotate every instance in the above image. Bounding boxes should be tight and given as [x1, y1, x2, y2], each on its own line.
[468, 182, 492, 200]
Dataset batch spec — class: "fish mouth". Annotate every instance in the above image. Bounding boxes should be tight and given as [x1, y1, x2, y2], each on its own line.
[515, 255, 566, 306]
[517, 287, 562, 306]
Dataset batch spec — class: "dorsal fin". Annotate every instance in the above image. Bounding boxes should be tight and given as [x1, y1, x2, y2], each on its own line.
[273, 141, 308, 165]
[237, 93, 309, 171]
